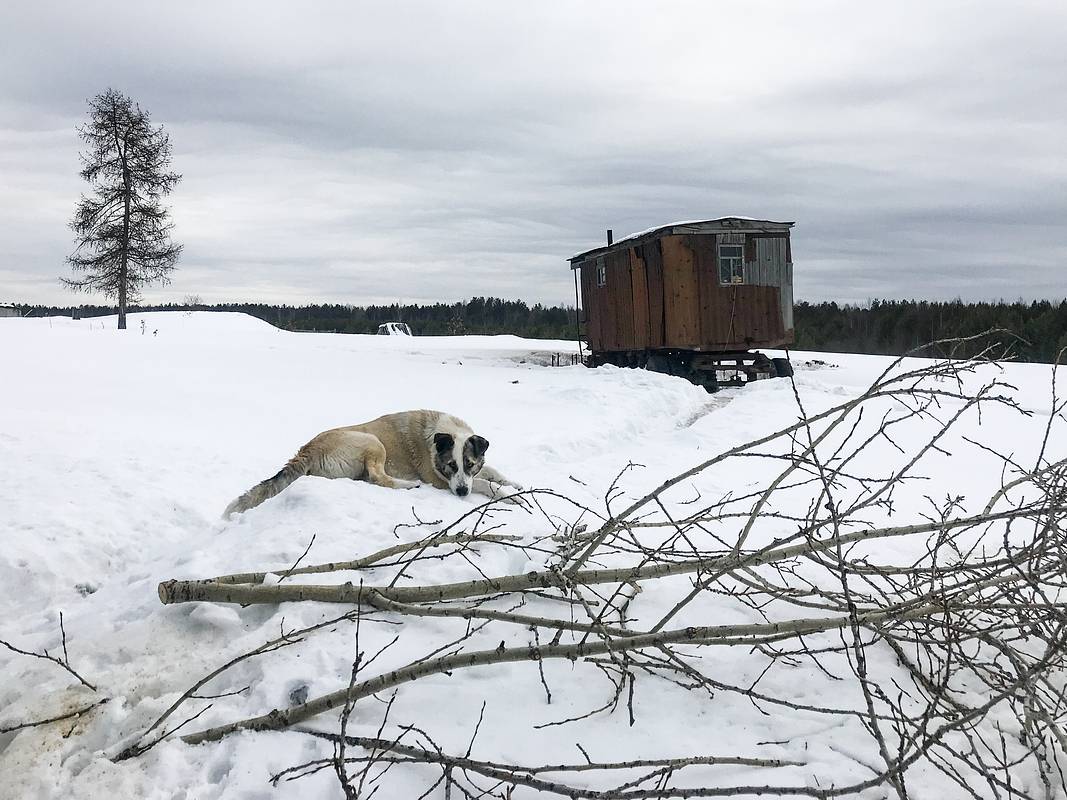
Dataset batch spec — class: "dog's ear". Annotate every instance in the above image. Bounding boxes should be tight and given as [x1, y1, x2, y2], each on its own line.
[468, 435, 489, 458]
[434, 432, 455, 453]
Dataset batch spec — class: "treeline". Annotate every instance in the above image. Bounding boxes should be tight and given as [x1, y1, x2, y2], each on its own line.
[14, 297, 1067, 363]
[205, 297, 578, 338]
[793, 299, 1067, 363]
[19, 297, 580, 339]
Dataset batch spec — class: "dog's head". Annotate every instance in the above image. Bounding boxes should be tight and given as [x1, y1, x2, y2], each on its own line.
[432, 432, 488, 497]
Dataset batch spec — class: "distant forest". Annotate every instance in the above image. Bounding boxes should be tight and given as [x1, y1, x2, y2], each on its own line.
[793, 299, 1067, 363]
[15, 297, 1067, 363]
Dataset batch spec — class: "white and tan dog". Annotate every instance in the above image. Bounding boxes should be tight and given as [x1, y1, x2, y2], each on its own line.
[223, 409, 522, 517]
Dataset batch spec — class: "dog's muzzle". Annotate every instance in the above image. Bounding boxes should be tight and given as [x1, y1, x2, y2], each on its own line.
[455, 485, 469, 497]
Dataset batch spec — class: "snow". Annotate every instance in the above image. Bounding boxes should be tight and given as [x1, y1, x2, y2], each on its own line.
[0, 311, 1063, 799]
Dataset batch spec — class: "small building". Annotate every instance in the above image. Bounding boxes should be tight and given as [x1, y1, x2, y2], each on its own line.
[0, 303, 20, 318]
[569, 217, 795, 387]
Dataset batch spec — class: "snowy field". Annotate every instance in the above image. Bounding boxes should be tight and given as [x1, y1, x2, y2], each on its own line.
[1, 311, 1064, 799]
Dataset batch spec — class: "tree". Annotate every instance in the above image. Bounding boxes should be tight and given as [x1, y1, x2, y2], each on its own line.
[63, 89, 182, 329]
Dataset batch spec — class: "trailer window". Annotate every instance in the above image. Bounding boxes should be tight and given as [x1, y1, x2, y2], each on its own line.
[596, 259, 606, 288]
[718, 245, 744, 284]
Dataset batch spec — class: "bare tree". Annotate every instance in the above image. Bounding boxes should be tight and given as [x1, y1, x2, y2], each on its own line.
[63, 89, 182, 330]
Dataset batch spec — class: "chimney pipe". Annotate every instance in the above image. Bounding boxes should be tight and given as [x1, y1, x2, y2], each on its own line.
[606, 229, 613, 246]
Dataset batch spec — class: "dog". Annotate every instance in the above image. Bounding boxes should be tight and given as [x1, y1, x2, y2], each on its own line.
[223, 409, 523, 517]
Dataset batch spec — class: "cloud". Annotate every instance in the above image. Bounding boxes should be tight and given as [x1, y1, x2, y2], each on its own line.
[1, 1, 1064, 307]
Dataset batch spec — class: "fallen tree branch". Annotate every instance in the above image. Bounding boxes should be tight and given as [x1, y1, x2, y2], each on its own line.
[0, 697, 109, 735]
[274, 731, 808, 799]
[180, 600, 952, 745]
[207, 532, 522, 585]
[113, 607, 393, 761]
[363, 591, 634, 637]
[158, 505, 1061, 608]
[1, 613, 98, 692]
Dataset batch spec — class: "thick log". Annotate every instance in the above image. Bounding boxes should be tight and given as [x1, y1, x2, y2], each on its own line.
[157, 506, 1050, 608]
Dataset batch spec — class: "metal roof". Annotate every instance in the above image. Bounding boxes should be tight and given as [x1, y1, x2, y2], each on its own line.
[569, 216, 795, 264]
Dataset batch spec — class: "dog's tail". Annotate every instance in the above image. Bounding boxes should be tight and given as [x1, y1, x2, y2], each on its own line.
[223, 453, 311, 518]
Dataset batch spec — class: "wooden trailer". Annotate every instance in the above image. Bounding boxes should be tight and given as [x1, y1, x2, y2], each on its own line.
[570, 217, 795, 390]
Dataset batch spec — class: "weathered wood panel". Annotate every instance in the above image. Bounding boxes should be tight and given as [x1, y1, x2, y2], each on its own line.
[743, 237, 788, 287]
[714, 284, 741, 346]
[594, 260, 609, 351]
[604, 254, 618, 350]
[580, 261, 606, 352]
[578, 264, 590, 347]
[644, 242, 666, 348]
[742, 285, 785, 346]
[660, 235, 700, 347]
[746, 232, 792, 262]
[579, 263, 601, 351]
[760, 285, 786, 343]
[595, 256, 615, 351]
[744, 235, 757, 264]
[610, 249, 635, 349]
[630, 247, 650, 350]
[694, 284, 786, 348]
[687, 234, 720, 346]
[751, 237, 791, 335]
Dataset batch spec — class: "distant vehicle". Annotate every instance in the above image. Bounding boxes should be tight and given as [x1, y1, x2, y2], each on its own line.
[570, 216, 795, 391]
[377, 322, 413, 336]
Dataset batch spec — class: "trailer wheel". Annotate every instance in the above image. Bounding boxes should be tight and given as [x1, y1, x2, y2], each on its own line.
[772, 357, 794, 379]
[691, 369, 720, 393]
[646, 353, 672, 374]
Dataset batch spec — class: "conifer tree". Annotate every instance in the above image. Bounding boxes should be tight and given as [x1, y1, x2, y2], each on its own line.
[64, 89, 182, 329]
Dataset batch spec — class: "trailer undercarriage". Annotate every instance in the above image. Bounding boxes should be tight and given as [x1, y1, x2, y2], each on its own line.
[589, 349, 793, 392]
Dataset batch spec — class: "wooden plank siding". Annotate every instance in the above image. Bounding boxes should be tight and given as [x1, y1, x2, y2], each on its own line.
[604, 256, 617, 349]
[629, 247, 650, 350]
[578, 262, 598, 351]
[608, 249, 635, 349]
[687, 234, 721, 346]
[644, 242, 666, 348]
[660, 236, 700, 347]
[598, 257, 616, 350]
[582, 260, 606, 352]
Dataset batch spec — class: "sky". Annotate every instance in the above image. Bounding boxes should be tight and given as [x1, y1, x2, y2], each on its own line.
[0, 1, 1064, 308]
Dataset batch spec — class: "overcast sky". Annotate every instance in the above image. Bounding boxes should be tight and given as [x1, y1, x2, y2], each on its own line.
[1, 1, 1064, 307]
